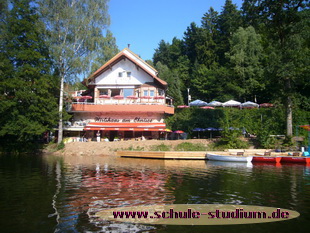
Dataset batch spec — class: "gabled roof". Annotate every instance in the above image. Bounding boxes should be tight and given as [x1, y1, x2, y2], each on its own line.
[85, 48, 167, 87]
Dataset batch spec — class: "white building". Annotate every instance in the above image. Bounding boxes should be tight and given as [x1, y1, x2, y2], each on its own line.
[65, 48, 174, 141]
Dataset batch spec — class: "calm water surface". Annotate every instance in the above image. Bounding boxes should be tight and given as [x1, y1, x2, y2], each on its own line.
[0, 154, 309, 233]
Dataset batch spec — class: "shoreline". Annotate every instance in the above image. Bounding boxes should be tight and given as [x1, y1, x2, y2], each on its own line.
[47, 139, 215, 157]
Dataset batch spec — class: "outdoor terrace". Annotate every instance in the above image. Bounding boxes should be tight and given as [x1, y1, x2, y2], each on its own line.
[67, 102, 175, 114]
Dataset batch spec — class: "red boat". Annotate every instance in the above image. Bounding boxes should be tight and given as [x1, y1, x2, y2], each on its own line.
[252, 156, 282, 163]
[280, 156, 310, 164]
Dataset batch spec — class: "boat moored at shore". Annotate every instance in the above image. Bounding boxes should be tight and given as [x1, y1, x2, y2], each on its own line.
[206, 153, 253, 163]
[280, 156, 310, 164]
[252, 156, 282, 163]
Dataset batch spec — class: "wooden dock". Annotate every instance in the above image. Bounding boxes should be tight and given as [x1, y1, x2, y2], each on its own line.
[117, 151, 207, 160]
[117, 149, 296, 160]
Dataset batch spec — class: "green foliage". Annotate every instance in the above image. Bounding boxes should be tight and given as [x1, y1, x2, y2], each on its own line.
[215, 109, 250, 149]
[175, 142, 206, 151]
[90, 30, 119, 73]
[154, 1, 309, 138]
[127, 146, 145, 151]
[56, 141, 65, 151]
[0, 0, 58, 151]
[166, 106, 307, 149]
[155, 62, 183, 106]
[214, 132, 249, 150]
[216, 0, 242, 65]
[226, 26, 264, 100]
[282, 136, 296, 151]
[150, 144, 171, 151]
[44, 142, 58, 153]
[39, 0, 113, 80]
[39, 0, 114, 143]
[257, 134, 277, 149]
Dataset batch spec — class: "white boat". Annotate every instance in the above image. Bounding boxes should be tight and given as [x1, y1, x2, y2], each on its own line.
[206, 153, 253, 163]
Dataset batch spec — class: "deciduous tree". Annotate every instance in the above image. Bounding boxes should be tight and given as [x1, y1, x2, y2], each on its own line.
[39, 0, 115, 143]
[226, 26, 264, 101]
[243, 0, 309, 136]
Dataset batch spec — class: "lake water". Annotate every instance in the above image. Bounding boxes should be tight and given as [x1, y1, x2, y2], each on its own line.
[0, 154, 309, 233]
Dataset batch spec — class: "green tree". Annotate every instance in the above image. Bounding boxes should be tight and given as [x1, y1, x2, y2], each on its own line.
[217, 0, 242, 65]
[201, 7, 219, 35]
[0, 0, 58, 150]
[183, 22, 217, 67]
[242, 0, 309, 136]
[39, 0, 114, 144]
[155, 62, 183, 106]
[90, 30, 119, 73]
[153, 38, 190, 103]
[153, 40, 172, 68]
[174, 55, 190, 100]
[226, 26, 264, 101]
[191, 64, 238, 102]
[183, 22, 201, 64]
[201, 7, 220, 66]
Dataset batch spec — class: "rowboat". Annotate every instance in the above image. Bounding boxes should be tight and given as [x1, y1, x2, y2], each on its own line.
[206, 153, 253, 163]
[280, 156, 310, 164]
[252, 156, 282, 163]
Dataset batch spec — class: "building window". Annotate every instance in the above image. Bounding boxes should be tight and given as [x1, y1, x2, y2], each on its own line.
[150, 90, 154, 97]
[118, 72, 123, 77]
[99, 89, 109, 96]
[111, 89, 121, 97]
[143, 90, 148, 96]
[158, 89, 164, 96]
[127, 71, 131, 77]
[123, 88, 134, 97]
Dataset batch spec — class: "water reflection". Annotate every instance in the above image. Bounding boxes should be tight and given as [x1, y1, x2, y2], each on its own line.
[206, 160, 254, 169]
[52, 156, 181, 232]
[1, 154, 309, 233]
[49, 155, 309, 232]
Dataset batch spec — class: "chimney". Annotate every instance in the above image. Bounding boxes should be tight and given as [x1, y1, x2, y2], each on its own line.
[128, 44, 130, 49]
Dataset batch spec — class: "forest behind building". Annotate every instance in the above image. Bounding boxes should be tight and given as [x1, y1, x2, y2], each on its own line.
[0, 0, 309, 151]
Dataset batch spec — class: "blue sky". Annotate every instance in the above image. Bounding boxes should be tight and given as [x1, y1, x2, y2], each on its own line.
[109, 0, 243, 61]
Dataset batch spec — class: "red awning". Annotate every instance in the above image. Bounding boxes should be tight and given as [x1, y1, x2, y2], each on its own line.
[84, 122, 166, 131]
[300, 125, 310, 131]
[84, 127, 166, 131]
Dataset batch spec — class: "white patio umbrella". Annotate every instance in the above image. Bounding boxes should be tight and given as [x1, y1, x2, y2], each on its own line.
[222, 100, 241, 107]
[241, 101, 259, 108]
[189, 99, 208, 107]
[208, 100, 223, 107]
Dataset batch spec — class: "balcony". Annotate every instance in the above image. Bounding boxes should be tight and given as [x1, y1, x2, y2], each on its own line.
[68, 102, 174, 114]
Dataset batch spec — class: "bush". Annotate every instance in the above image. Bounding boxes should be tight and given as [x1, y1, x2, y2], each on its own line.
[213, 138, 249, 150]
[150, 144, 171, 151]
[212, 129, 249, 149]
[175, 142, 206, 151]
[57, 141, 65, 150]
[127, 145, 145, 151]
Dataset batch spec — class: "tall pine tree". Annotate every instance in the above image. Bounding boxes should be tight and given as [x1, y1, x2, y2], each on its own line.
[0, 0, 58, 151]
[217, 0, 242, 65]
